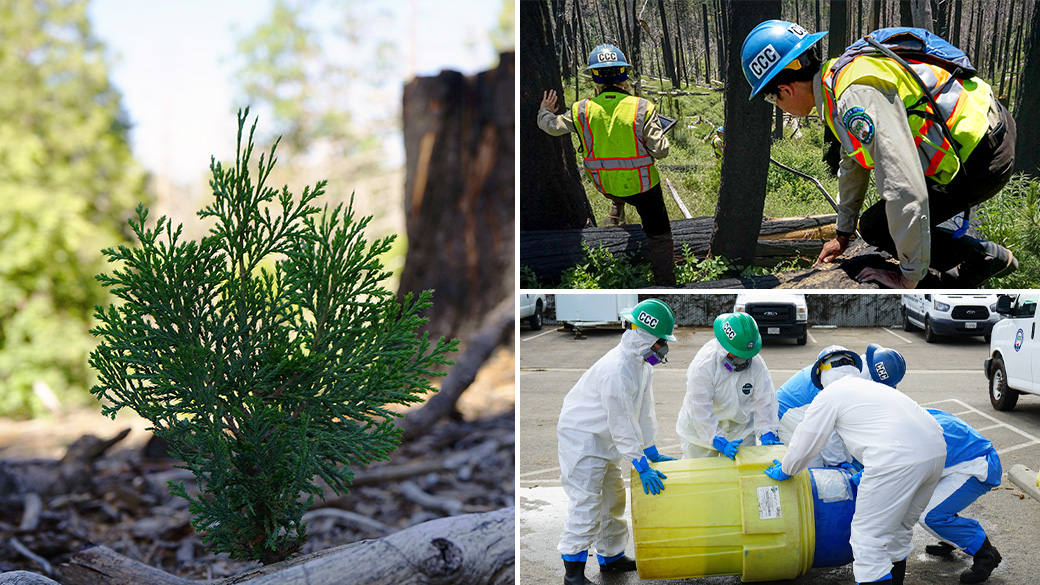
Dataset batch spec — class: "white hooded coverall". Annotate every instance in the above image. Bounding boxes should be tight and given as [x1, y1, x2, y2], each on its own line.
[676, 338, 779, 459]
[556, 327, 660, 557]
[780, 374, 946, 583]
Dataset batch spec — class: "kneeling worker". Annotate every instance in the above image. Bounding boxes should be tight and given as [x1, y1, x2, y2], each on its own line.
[741, 21, 1017, 288]
[538, 44, 675, 286]
[556, 299, 678, 585]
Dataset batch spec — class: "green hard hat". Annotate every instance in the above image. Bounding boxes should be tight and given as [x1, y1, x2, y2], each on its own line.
[620, 299, 677, 341]
[713, 312, 762, 358]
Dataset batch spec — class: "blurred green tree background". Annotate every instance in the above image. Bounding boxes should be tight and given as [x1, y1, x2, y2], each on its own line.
[0, 0, 146, 417]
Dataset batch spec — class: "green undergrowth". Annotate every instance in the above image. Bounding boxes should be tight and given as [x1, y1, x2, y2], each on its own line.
[976, 174, 1040, 288]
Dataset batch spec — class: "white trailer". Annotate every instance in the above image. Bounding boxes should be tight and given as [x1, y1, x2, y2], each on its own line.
[554, 294, 639, 333]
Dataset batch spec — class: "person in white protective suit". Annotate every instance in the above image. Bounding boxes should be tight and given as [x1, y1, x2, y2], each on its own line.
[764, 346, 946, 585]
[676, 312, 781, 460]
[556, 298, 678, 585]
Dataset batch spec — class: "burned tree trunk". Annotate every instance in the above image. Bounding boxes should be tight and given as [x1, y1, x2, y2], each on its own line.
[399, 53, 514, 342]
[1016, 0, 1040, 177]
[519, 0, 594, 232]
[710, 0, 780, 266]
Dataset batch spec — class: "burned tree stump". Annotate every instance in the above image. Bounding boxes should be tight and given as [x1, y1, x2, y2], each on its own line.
[399, 53, 514, 342]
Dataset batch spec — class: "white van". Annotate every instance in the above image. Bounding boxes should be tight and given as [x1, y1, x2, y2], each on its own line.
[984, 293, 1040, 410]
[734, 293, 808, 345]
[518, 294, 546, 330]
[901, 293, 1000, 343]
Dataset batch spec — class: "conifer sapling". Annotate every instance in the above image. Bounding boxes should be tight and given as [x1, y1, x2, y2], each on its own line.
[90, 110, 457, 564]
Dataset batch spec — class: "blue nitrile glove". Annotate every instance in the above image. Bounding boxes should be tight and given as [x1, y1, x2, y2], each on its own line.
[644, 445, 677, 462]
[633, 456, 667, 495]
[850, 470, 862, 486]
[712, 436, 743, 459]
[764, 459, 792, 481]
[837, 462, 856, 472]
[760, 432, 782, 446]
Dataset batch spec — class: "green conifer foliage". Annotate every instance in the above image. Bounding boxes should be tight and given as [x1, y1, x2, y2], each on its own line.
[89, 110, 457, 564]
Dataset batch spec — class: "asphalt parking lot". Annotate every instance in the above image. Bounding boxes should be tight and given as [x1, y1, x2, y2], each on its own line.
[518, 324, 1040, 585]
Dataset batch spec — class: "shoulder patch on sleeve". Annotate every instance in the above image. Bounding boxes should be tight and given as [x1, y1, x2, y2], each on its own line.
[841, 106, 875, 144]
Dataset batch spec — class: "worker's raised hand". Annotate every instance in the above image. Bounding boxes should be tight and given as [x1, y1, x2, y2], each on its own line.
[540, 89, 559, 112]
[813, 236, 849, 267]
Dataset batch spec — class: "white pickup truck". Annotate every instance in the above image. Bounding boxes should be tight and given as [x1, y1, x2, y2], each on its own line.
[984, 293, 1039, 410]
[518, 293, 546, 330]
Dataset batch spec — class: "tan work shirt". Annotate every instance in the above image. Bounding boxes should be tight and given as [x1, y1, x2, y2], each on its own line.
[813, 71, 932, 282]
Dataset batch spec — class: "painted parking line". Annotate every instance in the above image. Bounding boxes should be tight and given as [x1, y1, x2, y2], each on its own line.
[922, 397, 1040, 454]
[882, 328, 915, 344]
[807, 329, 817, 345]
[521, 329, 558, 342]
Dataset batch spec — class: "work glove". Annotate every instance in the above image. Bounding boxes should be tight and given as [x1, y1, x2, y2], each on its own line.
[644, 445, 677, 462]
[712, 436, 743, 459]
[759, 432, 782, 446]
[850, 470, 862, 486]
[764, 459, 792, 481]
[632, 456, 667, 495]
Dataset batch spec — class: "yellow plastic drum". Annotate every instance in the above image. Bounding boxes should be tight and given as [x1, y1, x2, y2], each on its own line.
[631, 445, 815, 582]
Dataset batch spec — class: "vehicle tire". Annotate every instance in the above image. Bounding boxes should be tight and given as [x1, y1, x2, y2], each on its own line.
[924, 317, 937, 343]
[797, 334, 807, 345]
[527, 302, 543, 331]
[989, 356, 1019, 411]
[902, 310, 914, 332]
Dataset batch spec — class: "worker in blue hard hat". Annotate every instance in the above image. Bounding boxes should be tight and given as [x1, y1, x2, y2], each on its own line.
[537, 44, 675, 286]
[741, 20, 1017, 289]
[711, 126, 724, 158]
[765, 345, 945, 585]
[556, 299, 678, 585]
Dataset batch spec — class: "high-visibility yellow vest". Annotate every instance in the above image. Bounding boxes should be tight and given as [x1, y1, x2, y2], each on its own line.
[571, 92, 660, 197]
[821, 55, 993, 185]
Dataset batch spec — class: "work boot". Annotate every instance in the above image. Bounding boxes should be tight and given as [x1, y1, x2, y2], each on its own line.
[603, 200, 626, 226]
[646, 233, 677, 287]
[563, 559, 596, 585]
[891, 559, 906, 585]
[949, 241, 1018, 287]
[961, 538, 1001, 583]
[925, 541, 956, 557]
[598, 554, 637, 572]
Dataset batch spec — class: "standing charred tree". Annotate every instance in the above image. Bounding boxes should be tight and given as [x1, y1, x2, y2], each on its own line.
[1016, 0, 1040, 177]
[701, 2, 713, 83]
[400, 53, 515, 342]
[658, 0, 680, 88]
[709, 0, 781, 266]
[828, 0, 849, 59]
[519, 1, 593, 233]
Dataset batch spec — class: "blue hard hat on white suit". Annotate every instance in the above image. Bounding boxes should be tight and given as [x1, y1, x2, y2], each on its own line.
[868, 347, 906, 387]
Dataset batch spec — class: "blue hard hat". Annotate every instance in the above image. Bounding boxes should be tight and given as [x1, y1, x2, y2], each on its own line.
[865, 343, 883, 365]
[811, 344, 863, 389]
[587, 44, 630, 84]
[587, 44, 630, 69]
[868, 348, 906, 388]
[715, 126, 724, 134]
[741, 20, 828, 99]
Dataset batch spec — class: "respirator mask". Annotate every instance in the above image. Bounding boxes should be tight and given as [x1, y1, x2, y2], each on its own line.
[642, 340, 669, 366]
[723, 355, 751, 372]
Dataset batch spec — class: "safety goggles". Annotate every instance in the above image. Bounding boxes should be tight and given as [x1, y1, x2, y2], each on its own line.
[816, 355, 857, 376]
[643, 340, 669, 366]
[723, 355, 750, 372]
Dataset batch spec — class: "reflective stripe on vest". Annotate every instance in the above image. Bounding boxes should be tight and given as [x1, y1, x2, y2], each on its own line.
[571, 93, 660, 197]
[822, 55, 992, 185]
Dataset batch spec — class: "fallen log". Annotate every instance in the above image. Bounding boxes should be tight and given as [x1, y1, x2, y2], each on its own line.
[60, 508, 514, 585]
[520, 215, 835, 284]
[0, 572, 64, 585]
